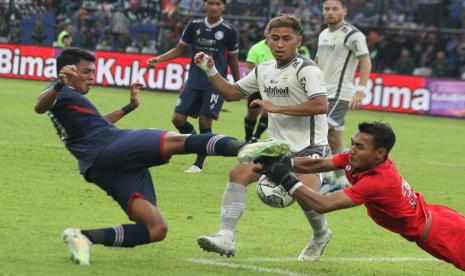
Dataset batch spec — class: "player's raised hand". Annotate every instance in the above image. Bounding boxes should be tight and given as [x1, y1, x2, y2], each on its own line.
[146, 57, 159, 68]
[129, 82, 145, 109]
[58, 65, 78, 85]
[349, 90, 364, 110]
[194, 52, 218, 77]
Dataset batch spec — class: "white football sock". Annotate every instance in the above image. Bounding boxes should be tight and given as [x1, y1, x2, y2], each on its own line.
[219, 181, 247, 239]
[304, 210, 328, 239]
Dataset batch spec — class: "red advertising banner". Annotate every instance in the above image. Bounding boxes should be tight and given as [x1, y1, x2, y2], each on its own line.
[356, 73, 465, 118]
[0, 43, 191, 92]
[1, 44, 464, 119]
[357, 73, 430, 115]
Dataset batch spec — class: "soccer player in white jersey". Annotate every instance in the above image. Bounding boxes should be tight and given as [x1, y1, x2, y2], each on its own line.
[193, 14, 332, 261]
[316, 0, 372, 187]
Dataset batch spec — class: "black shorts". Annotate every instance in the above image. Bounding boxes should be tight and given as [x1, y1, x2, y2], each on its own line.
[175, 86, 224, 119]
[84, 129, 169, 213]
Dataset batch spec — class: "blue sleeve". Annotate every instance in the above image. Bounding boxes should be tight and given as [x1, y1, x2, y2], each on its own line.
[181, 21, 193, 44]
[227, 27, 239, 53]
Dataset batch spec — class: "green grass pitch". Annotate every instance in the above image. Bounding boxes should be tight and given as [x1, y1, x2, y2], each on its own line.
[1, 78, 465, 275]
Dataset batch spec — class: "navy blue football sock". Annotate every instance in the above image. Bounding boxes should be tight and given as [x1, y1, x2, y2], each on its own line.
[175, 121, 196, 134]
[82, 224, 150, 247]
[253, 115, 268, 140]
[193, 128, 211, 168]
[185, 134, 244, 156]
[244, 118, 257, 141]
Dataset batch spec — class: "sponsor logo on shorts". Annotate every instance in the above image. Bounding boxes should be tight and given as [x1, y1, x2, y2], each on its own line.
[176, 98, 182, 107]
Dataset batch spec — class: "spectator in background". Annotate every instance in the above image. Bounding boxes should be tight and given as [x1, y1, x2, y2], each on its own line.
[31, 19, 47, 46]
[0, 11, 8, 43]
[9, 19, 23, 44]
[56, 24, 73, 48]
[431, 51, 453, 78]
[394, 48, 415, 75]
[111, 6, 130, 46]
[79, 26, 97, 50]
[116, 26, 131, 52]
[96, 28, 113, 51]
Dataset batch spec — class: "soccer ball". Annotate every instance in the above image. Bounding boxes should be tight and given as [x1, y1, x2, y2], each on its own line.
[256, 175, 295, 208]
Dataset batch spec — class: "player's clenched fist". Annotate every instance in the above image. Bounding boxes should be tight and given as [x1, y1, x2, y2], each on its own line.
[146, 57, 159, 68]
[194, 52, 218, 77]
[58, 65, 78, 85]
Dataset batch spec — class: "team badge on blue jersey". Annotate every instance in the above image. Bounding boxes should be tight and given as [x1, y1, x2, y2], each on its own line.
[215, 31, 224, 40]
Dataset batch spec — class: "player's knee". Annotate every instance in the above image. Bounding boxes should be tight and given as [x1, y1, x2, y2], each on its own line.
[229, 166, 254, 185]
[171, 114, 186, 127]
[147, 222, 168, 242]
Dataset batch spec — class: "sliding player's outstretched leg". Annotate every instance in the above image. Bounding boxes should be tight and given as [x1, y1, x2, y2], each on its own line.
[164, 133, 247, 158]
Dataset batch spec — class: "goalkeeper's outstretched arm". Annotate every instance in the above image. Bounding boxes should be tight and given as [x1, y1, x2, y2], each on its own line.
[292, 157, 337, 174]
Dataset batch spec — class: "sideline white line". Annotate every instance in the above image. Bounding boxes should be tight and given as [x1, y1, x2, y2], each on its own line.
[233, 257, 440, 263]
[396, 160, 465, 169]
[186, 258, 307, 276]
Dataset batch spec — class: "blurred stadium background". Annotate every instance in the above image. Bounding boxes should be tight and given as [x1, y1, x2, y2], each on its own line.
[0, 0, 464, 78]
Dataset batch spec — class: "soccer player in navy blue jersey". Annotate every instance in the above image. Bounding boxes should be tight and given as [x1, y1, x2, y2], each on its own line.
[34, 48, 245, 265]
[147, 0, 240, 174]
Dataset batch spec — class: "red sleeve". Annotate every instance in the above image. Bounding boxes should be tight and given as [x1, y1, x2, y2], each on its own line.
[343, 175, 380, 204]
[332, 152, 349, 168]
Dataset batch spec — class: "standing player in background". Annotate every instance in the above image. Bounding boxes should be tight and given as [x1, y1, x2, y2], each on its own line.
[253, 121, 465, 271]
[194, 14, 333, 262]
[243, 30, 274, 143]
[34, 48, 246, 265]
[147, 0, 240, 173]
[316, 0, 372, 187]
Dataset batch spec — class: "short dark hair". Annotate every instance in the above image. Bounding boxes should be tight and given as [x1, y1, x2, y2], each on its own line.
[267, 14, 301, 34]
[323, 0, 347, 7]
[358, 121, 396, 154]
[56, 47, 95, 72]
[204, 0, 226, 3]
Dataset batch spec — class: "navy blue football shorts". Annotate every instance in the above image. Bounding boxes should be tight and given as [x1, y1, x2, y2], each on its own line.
[85, 128, 170, 214]
[174, 86, 224, 120]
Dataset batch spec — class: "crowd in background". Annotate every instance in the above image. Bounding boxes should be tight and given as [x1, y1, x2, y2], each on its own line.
[0, 0, 464, 79]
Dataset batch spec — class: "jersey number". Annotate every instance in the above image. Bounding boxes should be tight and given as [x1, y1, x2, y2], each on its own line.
[401, 180, 417, 209]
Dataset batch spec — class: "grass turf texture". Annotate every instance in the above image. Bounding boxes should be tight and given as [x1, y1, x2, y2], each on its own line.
[1, 78, 465, 275]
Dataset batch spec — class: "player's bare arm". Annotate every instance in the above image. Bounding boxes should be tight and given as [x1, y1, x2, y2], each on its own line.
[194, 51, 244, 101]
[147, 42, 188, 68]
[292, 187, 358, 213]
[34, 65, 77, 114]
[251, 95, 327, 116]
[350, 55, 372, 110]
[291, 156, 337, 174]
[104, 82, 144, 124]
[228, 52, 241, 81]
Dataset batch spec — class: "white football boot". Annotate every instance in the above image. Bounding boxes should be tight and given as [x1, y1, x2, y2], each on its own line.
[237, 140, 291, 164]
[197, 234, 236, 257]
[184, 164, 202, 173]
[297, 229, 332, 262]
[62, 228, 92, 265]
